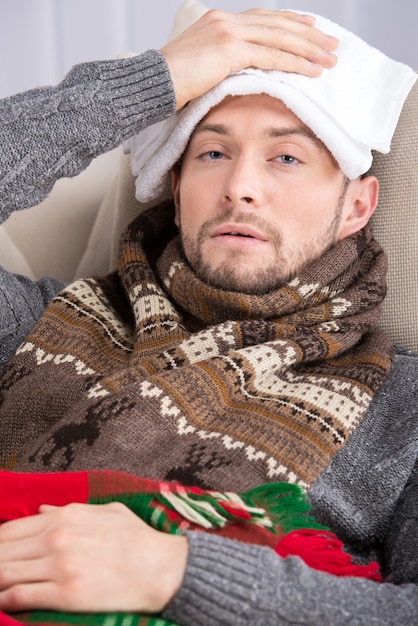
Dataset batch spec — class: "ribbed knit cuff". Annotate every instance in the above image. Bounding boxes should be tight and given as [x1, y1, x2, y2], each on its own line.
[99, 49, 176, 134]
[162, 531, 262, 626]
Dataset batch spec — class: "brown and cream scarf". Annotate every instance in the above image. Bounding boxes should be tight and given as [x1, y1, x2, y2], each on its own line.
[0, 202, 393, 491]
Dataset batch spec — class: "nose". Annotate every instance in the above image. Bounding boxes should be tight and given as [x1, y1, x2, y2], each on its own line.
[222, 155, 262, 208]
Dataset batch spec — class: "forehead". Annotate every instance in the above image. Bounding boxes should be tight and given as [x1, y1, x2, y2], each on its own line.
[191, 93, 328, 153]
[203, 93, 301, 123]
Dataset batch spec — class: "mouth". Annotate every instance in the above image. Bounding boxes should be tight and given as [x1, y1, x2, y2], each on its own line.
[211, 224, 268, 243]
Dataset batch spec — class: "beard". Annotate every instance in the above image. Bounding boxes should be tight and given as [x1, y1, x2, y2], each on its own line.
[179, 181, 349, 295]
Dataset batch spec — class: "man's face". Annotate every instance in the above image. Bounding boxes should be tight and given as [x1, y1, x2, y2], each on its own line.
[172, 94, 363, 294]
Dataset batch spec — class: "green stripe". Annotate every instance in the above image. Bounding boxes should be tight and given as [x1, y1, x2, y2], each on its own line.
[19, 611, 179, 626]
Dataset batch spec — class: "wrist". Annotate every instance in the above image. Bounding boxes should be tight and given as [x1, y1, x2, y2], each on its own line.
[150, 533, 189, 612]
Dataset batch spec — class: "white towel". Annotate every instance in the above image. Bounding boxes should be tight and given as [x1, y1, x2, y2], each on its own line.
[128, 12, 417, 204]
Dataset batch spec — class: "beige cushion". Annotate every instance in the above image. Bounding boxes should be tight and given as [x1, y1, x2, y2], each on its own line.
[75, 149, 152, 278]
[0, 227, 35, 279]
[1, 148, 120, 283]
[370, 78, 418, 351]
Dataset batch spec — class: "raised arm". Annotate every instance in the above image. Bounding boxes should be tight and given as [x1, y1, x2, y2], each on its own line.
[0, 50, 175, 218]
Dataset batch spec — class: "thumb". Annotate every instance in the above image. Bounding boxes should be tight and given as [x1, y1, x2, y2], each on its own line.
[38, 504, 60, 514]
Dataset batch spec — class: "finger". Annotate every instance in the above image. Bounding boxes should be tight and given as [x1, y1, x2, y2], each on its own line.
[38, 504, 59, 513]
[39, 501, 110, 518]
[208, 9, 339, 53]
[0, 581, 63, 613]
[0, 556, 51, 592]
[0, 514, 50, 543]
[0, 534, 49, 565]
[223, 36, 337, 78]
[231, 22, 339, 65]
[244, 9, 317, 25]
[240, 45, 325, 78]
[242, 8, 316, 26]
[0, 503, 90, 544]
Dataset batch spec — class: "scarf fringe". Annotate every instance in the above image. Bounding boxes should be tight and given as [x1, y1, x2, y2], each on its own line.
[276, 529, 382, 581]
[91, 480, 382, 582]
[243, 482, 327, 533]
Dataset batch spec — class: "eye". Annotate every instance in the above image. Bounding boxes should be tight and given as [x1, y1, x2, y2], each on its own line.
[199, 150, 225, 161]
[275, 154, 299, 165]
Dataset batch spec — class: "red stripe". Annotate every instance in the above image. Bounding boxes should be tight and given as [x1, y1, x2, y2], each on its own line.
[0, 612, 27, 625]
[0, 471, 89, 522]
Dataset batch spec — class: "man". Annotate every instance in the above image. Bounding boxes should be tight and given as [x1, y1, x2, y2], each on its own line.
[0, 10, 417, 626]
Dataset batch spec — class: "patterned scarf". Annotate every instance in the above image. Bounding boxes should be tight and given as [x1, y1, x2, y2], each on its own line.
[0, 469, 382, 626]
[0, 202, 393, 491]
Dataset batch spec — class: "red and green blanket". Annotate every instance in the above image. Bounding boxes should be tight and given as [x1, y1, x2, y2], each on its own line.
[0, 470, 381, 626]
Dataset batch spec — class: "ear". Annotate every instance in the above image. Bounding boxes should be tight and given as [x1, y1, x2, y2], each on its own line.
[337, 175, 379, 241]
[171, 169, 181, 228]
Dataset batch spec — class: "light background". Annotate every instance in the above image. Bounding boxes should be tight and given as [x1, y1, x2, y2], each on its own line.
[0, 0, 416, 98]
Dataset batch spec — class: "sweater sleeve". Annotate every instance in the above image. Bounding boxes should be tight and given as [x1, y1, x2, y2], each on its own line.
[0, 49, 176, 370]
[0, 48, 176, 217]
[0, 271, 64, 373]
[384, 458, 418, 585]
[163, 531, 418, 626]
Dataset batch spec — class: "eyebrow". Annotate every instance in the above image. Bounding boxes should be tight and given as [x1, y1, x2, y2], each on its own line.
[192, 122, 326, 152]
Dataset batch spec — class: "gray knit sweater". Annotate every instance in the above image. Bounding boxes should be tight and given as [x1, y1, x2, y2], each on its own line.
[0, 50, 417, 625]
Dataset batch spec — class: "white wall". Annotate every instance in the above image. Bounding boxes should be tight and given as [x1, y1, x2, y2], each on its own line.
[0, 0, 416, 98]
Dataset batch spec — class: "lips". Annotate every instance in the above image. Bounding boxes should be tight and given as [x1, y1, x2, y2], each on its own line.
[211, 224, 268, 241]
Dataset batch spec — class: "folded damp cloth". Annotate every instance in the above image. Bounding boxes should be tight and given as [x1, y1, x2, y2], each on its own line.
[128, 12, 417, 204]
[0, 470, 382, 626]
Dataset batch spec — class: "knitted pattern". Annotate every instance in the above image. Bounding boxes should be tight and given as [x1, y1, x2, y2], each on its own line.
[0, 469, 382, 626]
[0, 202, 393, 491]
